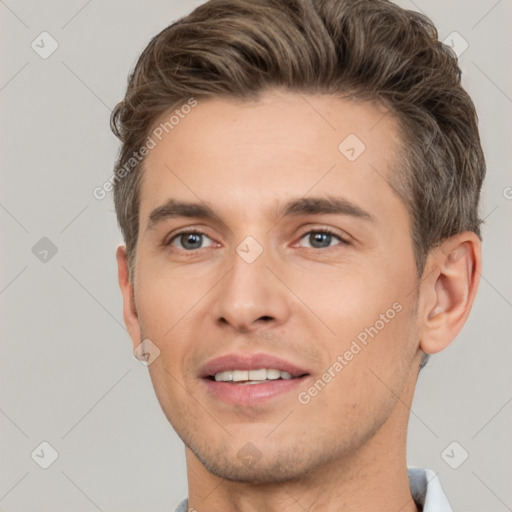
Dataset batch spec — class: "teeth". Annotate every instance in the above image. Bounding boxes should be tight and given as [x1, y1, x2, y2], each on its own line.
[266, 369, 281, 380]
[232, 370, 249, 382]
[213, 368, 298, 382]
[248, 369, 266, 380]
[214, 370, 233, 382]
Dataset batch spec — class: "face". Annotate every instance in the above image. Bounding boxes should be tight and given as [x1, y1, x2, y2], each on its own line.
[124, 90, 424, 483]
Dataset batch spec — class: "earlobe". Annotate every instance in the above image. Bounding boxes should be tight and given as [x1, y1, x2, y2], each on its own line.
[116, 245, 142, 349]
[419, 233, 481, 355]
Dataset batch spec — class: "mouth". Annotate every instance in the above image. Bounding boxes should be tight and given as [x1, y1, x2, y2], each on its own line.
[206, 368, 308, 384]
[199, 353, 311, 406]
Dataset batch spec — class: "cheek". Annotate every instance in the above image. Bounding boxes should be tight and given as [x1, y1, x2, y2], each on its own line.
[134, 262, 203, 339]
[133, 264, 215, 387]
[302, 300, 418, 434]
[286, 262, 404, 332]
[289, 256, 418, 377]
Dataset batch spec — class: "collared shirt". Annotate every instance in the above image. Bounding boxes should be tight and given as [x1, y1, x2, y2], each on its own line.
[173, 467, 452, 512]
[408, 468, 452, 511]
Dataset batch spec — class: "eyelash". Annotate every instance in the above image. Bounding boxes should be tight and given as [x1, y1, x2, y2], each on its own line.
[164, 227, 350, 250]
[296, 227, 350, 248]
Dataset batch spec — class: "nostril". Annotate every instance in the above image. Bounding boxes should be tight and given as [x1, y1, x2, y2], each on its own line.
[259, 315, 273, 322]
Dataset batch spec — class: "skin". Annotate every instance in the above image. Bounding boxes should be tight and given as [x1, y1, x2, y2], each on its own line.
[116, 90, 481, 511]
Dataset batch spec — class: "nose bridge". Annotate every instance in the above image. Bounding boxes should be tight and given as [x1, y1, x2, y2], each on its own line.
[213, 236, 289, 330]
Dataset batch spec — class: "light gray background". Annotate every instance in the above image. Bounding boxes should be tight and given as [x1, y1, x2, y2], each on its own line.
[1, 0, 511, 510]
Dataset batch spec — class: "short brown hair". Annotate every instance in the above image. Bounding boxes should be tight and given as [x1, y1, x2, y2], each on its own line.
[111, 0, 485, 280]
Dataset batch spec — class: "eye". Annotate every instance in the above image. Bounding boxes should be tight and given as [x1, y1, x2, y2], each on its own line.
[168, 231, 215, 251]
[298, 230, 348, 249]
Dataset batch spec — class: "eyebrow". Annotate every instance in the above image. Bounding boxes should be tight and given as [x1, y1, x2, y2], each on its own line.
[147, 200, 218, 230]
[146, 196, 374, 231]
[279, 196, 374, 222]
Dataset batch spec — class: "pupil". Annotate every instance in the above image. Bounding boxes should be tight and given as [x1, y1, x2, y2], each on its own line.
[182, 233, 202, 249]
[310, 232, 331, 248]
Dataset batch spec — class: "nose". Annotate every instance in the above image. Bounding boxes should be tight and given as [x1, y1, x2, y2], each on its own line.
[212, 245, 291, 333]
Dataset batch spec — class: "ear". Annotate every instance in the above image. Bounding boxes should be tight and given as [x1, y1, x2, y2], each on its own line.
[116, 244, 142, 350]
[418, 232, 482, 355]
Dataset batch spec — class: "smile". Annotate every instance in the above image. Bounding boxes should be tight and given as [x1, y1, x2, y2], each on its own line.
[211, 368, 303, 383]
[200, 353, 311, 405]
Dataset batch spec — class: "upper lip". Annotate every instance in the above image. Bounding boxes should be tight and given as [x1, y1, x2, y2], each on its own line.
[200, 353, 310, 379]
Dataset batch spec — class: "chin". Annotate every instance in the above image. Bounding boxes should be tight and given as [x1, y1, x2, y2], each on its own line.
[187, 435, 335, 485]
[195, 450, 308, 484]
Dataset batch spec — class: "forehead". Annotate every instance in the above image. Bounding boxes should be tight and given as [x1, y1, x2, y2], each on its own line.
[138, 91, 405, 224]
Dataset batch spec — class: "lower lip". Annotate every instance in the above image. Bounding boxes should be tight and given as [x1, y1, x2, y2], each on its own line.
[202, 377, 308, 406]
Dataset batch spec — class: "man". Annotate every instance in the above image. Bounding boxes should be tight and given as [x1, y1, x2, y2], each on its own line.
[111, 0, 485, 510]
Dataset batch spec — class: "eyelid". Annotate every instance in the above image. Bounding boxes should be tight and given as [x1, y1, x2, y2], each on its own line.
[163, 227, 216, 248]
[161, 225, 352, 251]
[293, 226, 352, 247]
